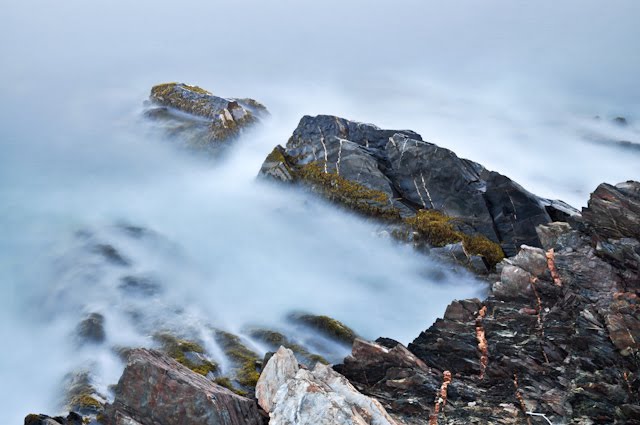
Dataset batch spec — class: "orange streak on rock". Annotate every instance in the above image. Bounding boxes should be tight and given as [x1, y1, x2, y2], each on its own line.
[529, 277, 550, 364]
[475, 306, 489, 379]
[429, 370, 452, 425]
[513, 373, 533, 425]
[545, 248, 562, 286]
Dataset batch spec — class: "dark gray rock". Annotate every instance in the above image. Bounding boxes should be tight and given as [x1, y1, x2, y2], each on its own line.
[583, 181, 640, 241]
[336, 181, 640, 424]
[260, 115, 578, 256]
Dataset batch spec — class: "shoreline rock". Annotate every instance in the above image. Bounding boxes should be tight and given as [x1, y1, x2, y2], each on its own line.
[103, 349, 263, 425]
[334, 181, 640, 424]
[145, 82, 267, 155]
[259, 115, 579, 262]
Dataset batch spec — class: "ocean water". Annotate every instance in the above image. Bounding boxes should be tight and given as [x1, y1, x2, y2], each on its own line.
[1, 0, 638, 422]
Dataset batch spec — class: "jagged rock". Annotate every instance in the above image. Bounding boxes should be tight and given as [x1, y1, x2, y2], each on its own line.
[337, 181, 640, 424]
[255, 347, 299, 413]
[145, 83, 267, 154]
[103, 348, 262, 425]
[583, 181, 640, 241]
[259, 115, 578, 257]
[259, 349, 399, 425]
[536, 221, 572, 250]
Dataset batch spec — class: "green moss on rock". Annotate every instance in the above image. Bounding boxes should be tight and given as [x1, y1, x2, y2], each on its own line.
[214, 331, 261, 388]
[293, 162, 400, 220]
[288, 313, 358, 345]
[154, 333, 218, 376]
[214, 376, 248, 396]
[405, 209, 505, 267]
[248, 328, 328, 366]
[69, 394, 103, 413]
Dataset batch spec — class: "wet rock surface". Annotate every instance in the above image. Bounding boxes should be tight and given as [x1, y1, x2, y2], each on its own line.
[259, 115, 578, 257]
[145, 83, 267, 155]
[336, 182, 640, 424]
[103, 348, 262, 425]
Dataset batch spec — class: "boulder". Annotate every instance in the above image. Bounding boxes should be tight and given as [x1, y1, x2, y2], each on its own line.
[255, 346, 299, 413]
[145, 83, 267, 154]
[262, 358, 399, 425]
[259, 115, 578, 257]
[103, 349, 262, 425]
[583, 181, 640, 241]
[338, 181, 640, 424]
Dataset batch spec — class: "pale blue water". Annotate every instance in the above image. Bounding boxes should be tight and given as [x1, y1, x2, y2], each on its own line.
[1, 0, 639, 422]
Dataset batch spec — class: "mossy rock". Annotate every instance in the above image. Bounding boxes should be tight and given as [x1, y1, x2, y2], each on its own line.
[154, 333, 218, 376]
[287, 313, 358, 345]
[214, 330, 261, 388]
[213, 376, 248, 397]
[68, 394, 103, 414]
[145, 83, 268, 148]
[293, 162, 400, 220]
[404, 209, 505, 267]
[248, 328, 328, 366]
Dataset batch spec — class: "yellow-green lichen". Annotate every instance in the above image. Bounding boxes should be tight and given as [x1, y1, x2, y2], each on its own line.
[294, 162, 400, 220]
[154, 333, 218, 376]
[69, 394, 103, 412]
[404, 209, 505, 267]
[288, 313, 357, 345]
[248, 328, 328, 366]
[214, 331, 261, 388]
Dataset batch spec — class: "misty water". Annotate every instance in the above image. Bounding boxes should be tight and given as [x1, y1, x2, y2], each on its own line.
[1, 1, 639, 422]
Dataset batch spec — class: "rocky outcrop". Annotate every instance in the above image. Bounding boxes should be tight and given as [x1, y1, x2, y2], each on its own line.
[103, 349, 262, 425]
[583, 181, 640, 241]
[145, 83, 267, 154]
[24, 413, 83, 425]
[259, 115, 578, 257]
[336, 181, 640, 424]
[256, 346, 399, 425]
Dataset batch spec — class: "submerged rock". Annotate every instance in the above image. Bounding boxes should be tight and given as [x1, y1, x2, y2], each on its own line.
[145, 82, 267, 154]
[287, 312, 358, 345]
[259, 115, 578, 258]
[103, 348, 262, 425]
[75, 312, 106, 345]
[256, 346, 399, 425]
[336, 181, 640, 424]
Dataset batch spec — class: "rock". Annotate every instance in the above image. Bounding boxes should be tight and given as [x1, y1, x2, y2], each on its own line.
[287, 312, 358, 345]
[24, 413, 83, 425]
[103, 348, 262, 425]
[338, 181, 640, 424]
[154, 332, 218, 377]
[118, 275, 162, 297]
[536, 221, 572, 250]
[93, 244, 130, 266]
[267, 362, 399, 425]
[259, 115, 577, 257]
[145, 83, 267, 154]
[255, 346, 299, 413]
[63, 369, 106, 417]
[75, 312, 106, 344]
[583, 181, 640, 241]
[214, 330, 262, 390]
[248, 328, 328, 366]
